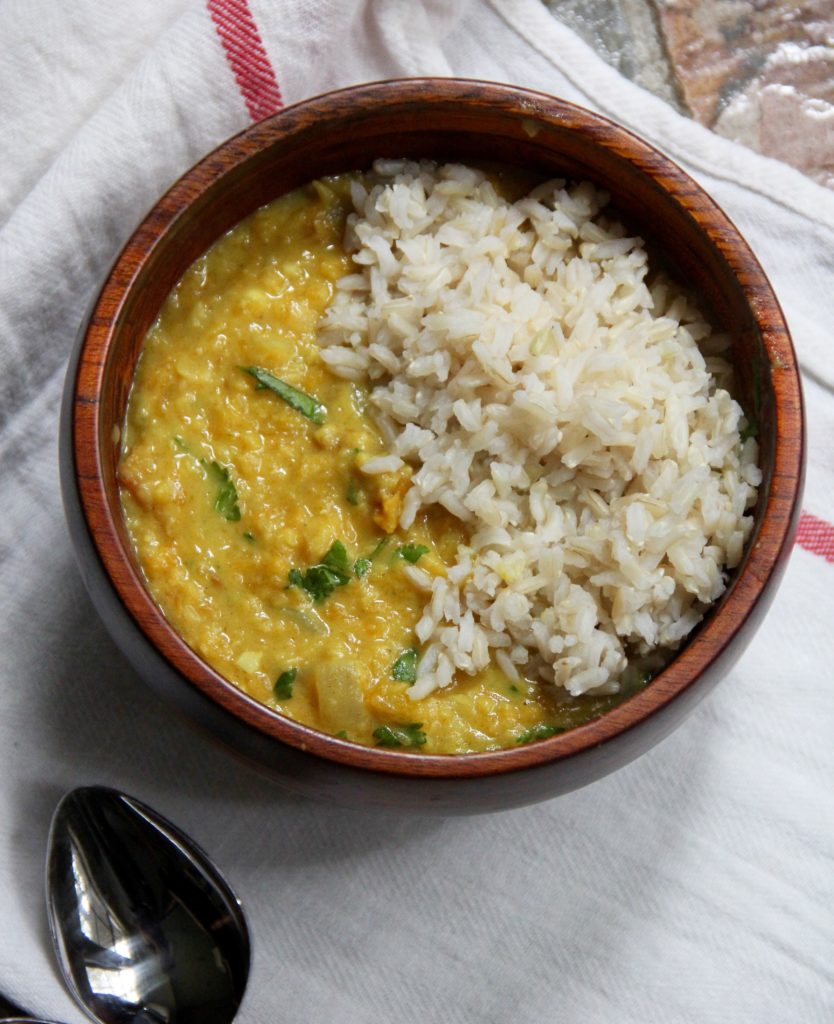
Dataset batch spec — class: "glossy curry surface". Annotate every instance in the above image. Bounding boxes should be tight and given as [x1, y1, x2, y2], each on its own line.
[119, 174, 625, 753]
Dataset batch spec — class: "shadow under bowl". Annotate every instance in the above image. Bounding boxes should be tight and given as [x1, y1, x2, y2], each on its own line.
[60, 79, 804, 813]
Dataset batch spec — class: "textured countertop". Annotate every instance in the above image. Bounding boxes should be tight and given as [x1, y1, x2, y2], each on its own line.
[546, 0, 834, 189]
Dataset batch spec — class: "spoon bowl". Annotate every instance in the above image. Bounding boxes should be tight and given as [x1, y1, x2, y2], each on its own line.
[46, 787, 250, 1024]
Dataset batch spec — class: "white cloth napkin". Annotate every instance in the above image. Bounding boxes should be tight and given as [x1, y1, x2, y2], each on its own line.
[1, 1, 832, 1020]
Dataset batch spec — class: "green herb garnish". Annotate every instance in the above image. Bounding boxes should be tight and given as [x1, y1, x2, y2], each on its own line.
[373, 723, 427, 748]
[274, 668, 297, 699]
[243, 531, 255, 542]
[322, 540, 351, 575]
[369, 537, 390, 559]
[288, 565, 347, 603]
[516, 723, 565, 745]
[242, 366, 326, 424]
[353, 537, 390, 580]
[391, 648, 418, 683]
[202, 460, 241, 521]
[178, 444, 239, 520]
[346, 479, 362, 505]
[396, 544, 429, 564]
[287, 539, 397, 600]
[287, 541, 352, 603]
[334, 730, 348, 740]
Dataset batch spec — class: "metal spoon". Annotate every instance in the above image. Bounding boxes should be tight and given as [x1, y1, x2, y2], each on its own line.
[47, 787, 250, 1024]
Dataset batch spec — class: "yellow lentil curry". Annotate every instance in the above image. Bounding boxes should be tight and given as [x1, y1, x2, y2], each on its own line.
[119, 174, 630, 754]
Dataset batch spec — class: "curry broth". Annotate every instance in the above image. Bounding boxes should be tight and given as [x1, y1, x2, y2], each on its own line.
[119, 173, 621, 754]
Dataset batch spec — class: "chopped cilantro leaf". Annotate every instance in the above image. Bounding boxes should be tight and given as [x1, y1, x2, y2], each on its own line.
[334, 730, 348, 740]
[391, 648, 418, 683]
[396, 543, 429, 564]
[516, 723, 565, 745]
[287, 541, 352, 602]
[373, 723, 427, 748]
[352, 537, 390, 580]
[287, 539, 398, 600]
[242, 365, 326, 424]
[201, 460, 241, 521]
[293, 565, 345, 602]
[322, 540, 350, 575]
[369, 537, 390, 560]
[346, 479, 362, 505]
[243, 531, 255, 542]
[274, 668, 297, 699]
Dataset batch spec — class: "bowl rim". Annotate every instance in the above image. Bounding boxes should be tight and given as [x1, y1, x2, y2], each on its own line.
[70, 77, 804, 780]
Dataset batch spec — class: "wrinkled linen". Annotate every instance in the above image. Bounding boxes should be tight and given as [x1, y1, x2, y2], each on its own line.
[0, 1, 832, 1021]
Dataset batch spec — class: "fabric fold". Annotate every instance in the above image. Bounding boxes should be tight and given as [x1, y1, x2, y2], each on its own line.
[0, 2, 830, 1021]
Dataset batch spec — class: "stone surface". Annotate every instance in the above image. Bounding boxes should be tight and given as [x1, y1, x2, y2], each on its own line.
[655, 0, 834, 189]
[544, 0, 834, 189]
[544, 0, 686, 111]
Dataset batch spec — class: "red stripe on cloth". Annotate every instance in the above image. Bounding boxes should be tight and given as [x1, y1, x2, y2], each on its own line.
[207, 0, 283, 122]
[796, 512, 834, 564]
[203, 5, 834, 577]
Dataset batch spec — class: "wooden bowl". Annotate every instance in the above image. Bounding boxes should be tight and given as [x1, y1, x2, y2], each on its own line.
[60, 79, 804, 813]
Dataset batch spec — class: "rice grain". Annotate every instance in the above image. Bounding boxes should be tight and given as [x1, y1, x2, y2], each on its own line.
[320, 161, 761, 700]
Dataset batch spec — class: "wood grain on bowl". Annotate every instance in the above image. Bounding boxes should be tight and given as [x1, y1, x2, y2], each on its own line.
[62, 80, 804, 811]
